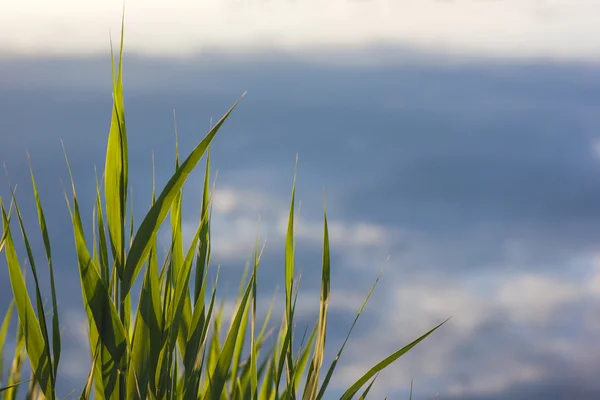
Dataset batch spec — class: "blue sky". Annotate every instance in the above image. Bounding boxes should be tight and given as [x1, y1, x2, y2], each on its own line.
[2, 1, 600, 399]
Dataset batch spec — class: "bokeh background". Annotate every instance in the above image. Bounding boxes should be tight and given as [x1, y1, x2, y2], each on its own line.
[2, 1, 600, 398]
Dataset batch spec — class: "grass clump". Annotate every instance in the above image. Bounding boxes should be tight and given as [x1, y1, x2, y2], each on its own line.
[0, 18, 446, 400]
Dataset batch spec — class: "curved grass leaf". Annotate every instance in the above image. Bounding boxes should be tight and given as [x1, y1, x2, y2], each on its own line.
[339, 319, 449, 400]
[0, 202, 53, 400]
[122, 94, 245, 297]
[63, 155, 128, 400]
[28, 157, 61, 379]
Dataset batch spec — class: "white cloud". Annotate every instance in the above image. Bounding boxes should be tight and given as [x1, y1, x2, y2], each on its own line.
[332, 269, 590, 397]
[497, 274, 581, 325]
[2, 0, 600, 62]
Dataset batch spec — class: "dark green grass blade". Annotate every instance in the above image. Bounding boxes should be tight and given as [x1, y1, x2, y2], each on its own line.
[122, 93, 244, 297]
[0, 202, 53, 399]
[409, 379, 413, 400]
[28, 157, 62, 379]
[339, 319, 449, 400]
[357, 374, 378, 400]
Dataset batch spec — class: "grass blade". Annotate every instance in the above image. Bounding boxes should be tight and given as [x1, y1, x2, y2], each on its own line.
[0, 301, 14, 385]
[302, 207, 330, 400]
[28, 156, 62, 379]
[339, 319, 449, 400]
[0, 201, 53, 399]
[63, 153, 128, 400]
[104, 17, 128, 279]
[122, 94, 245, 297]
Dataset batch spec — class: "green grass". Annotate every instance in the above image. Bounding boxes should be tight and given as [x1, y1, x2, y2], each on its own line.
[0, 17, 447, 400]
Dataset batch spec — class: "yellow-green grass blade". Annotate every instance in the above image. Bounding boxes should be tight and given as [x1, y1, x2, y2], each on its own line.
[23, 373, 39, 400]
[104, 16, 128, 279]
[27, 157, 61, 379]
[157, 215, 205, 397]
[0, 301, 14, 388]
[284, 324, 317, 400]
[166, 217, 204, 351]
[6, 320, 25, 400]
[229, 287, 251, 397]
[78, 348, 98, 400]
[182, 262, 214, 399]
[339, 319, 449, 400]
[357, 374, 378, 400]
[122, 94, 244, 298]
[250, 239, 267, 400]
[5, 186, 56, 395]
[204, 273, 255, 400]
[0, 202, 54, 399]
[126, 244, 163, 400]
[302, 208, 330, 400]
[63, 155, 128, 399]
[316, 267, 384, 400]
[284, 165, 297, 324]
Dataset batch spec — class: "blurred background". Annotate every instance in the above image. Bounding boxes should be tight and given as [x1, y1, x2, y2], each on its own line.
[1, 1, 600, 398]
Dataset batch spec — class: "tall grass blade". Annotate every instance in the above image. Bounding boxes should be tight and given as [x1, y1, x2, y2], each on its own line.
[0, 201, 54, 399]
[104, 17, 128, 279]
[126, 243, 163, 400]
[302, 207, 330, 400]
[316, 267, 384, 400]
[339, 319, 449, 400]
[204, 274, 254, 400]
[122, 94, 244, 297]
[5, 185, 56, 397]
[63, 152, 128, 400]
[28, 157, 62, 379]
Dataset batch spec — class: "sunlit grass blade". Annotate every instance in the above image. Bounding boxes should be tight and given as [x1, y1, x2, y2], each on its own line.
[27, 156, 61, 380]
[339, 319, 449, 400]
[302, 207, 330, 400]
[0, 201, 54, 399]
[194, 151, 211, 303]
[122, 94, 245, 298]
[78, 349, 98, 400]
[62, 150, 128, 400]
[104, 16, 128, 280]
[5, 184, 56, 397]
[6, 319, 25, 400]
[0, 301, 14, 386]
[204, 273, 255, 400]
[316, 266, 385, 400]
[283, 324, 316, 399]
[126, 243, 163, 400]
